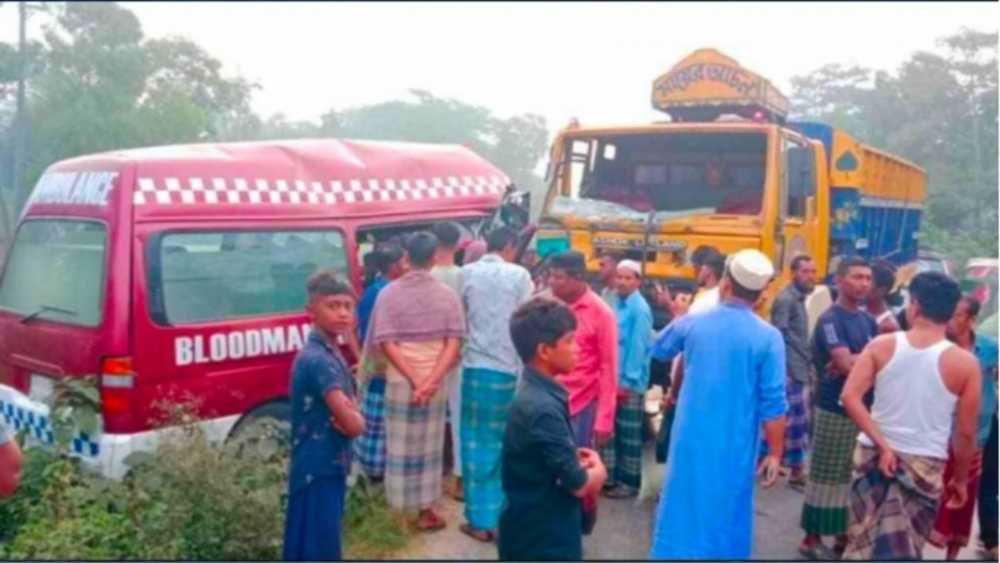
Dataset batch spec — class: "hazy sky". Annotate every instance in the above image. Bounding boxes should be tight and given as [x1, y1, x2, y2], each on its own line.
[2, 2, 997, 132]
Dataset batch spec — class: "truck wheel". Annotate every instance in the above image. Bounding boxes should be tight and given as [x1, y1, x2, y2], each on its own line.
[227, 401, 291, 463]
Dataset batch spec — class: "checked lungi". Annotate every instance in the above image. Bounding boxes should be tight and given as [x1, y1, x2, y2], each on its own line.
[759, 378, 810, 470]
[801, 408, 859, 535]
[384, 363, 448, 512]
[354, 375, 387, 478]
[599, 390, 644, 491]
[460, 367, 517, 530]
[928, 447, 984, 550]
[843, 444, 946, 560]
[784, 379, 810, 470]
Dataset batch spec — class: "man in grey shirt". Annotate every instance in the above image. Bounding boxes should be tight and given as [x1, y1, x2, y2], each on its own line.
[770, 254, 817, 486]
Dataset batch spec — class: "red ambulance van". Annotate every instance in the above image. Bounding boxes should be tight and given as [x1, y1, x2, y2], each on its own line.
[0, 139, 513, 477]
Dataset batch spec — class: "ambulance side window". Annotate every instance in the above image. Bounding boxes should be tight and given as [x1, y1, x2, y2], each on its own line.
[148, 229, 349, 325]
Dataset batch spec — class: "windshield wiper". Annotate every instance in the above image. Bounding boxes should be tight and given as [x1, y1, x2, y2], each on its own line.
[20, 305, 78, 324]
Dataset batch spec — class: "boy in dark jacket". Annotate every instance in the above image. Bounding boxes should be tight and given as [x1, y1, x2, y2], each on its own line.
[498, 298, 608, 561]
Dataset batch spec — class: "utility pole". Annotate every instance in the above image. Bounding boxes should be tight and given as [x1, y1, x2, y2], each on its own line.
[12, 0, 27, 215]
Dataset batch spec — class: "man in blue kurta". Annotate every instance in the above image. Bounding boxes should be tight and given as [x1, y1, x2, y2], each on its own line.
[649, 249, 788, 559]
[600, 259, 654, 498]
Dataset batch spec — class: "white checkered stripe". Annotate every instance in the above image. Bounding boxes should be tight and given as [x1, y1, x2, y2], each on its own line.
[0, 393, 100, 458]
[133, 175, 509, 206]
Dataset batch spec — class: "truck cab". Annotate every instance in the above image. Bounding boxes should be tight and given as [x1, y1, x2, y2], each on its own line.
[536, 48, 924, 311]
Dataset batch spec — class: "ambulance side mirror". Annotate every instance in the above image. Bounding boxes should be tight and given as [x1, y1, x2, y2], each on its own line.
[499, 186, 530, 232]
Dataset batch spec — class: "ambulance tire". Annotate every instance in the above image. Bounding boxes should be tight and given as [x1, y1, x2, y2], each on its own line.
[227, 401, 292, 461]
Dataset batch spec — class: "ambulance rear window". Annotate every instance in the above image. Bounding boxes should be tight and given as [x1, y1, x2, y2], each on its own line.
[149, 229, 350, 325]
[0, 220, 108, 326]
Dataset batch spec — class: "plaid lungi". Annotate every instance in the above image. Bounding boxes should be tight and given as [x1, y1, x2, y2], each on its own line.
[354, 375, 386, 478]
[843, 444, 945, 560]
[384, 367, 448, 512]
[759, 378, 810, 470]
[460, 367, 517, 530]
[785, 379, 810, 470]
[801, 408, 859, 535]
[928, 447, 984, 549]
[599, 390, 644, 491]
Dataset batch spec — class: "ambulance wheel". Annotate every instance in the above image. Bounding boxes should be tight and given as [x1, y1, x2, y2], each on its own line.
[227, 401, 291, 462]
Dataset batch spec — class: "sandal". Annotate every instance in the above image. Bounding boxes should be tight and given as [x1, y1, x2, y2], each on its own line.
[415, 510, 447, 532]
[798, 543, 836, 560]
[603, 485, 638, 499]
[788, 475, 807, 491]
[832, 542, 848, 559]
[460, 523, 496, 543]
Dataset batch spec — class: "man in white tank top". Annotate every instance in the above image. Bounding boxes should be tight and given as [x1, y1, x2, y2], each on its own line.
[840, 272, 982, 560]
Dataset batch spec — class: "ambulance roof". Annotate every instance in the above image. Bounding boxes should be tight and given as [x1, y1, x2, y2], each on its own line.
[31, 138, 510, 221]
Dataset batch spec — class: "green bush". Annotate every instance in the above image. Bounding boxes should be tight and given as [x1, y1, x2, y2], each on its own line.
[0, 422, 411, 559]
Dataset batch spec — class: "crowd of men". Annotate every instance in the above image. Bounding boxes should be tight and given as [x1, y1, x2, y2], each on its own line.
[282, 223, 998, 562]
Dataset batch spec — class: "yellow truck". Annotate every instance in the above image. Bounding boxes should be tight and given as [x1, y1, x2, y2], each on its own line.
[535, 48, 926, 302]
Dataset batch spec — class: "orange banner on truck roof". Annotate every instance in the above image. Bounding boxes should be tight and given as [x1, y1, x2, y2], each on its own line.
[652, 49, 789, 121]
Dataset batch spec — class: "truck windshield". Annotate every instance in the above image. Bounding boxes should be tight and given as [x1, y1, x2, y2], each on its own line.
[550, 131, 767, 222]
[0, 220, 107, 326]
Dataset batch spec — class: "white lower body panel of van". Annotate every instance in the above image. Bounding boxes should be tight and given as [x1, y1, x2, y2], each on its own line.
[0, 384, 239, 480]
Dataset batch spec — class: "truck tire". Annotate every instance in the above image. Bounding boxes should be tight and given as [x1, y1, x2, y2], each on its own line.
[227, 400, 291, 462]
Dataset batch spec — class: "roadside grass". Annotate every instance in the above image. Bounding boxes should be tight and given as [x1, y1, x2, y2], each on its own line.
[343, 476, 414, 559]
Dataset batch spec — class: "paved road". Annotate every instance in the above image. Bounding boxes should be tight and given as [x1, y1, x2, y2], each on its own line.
[402, 444, 988, 560]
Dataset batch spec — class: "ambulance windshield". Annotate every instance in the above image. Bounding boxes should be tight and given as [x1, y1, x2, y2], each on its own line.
[0, 220, 107, 326]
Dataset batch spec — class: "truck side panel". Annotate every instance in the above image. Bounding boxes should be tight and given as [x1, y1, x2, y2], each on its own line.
[791, 122, 926, 267]
[829, 187, 922, 266]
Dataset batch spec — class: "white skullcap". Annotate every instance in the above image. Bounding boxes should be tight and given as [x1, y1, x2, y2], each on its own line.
[726, 249, 774, 291]
[617, 259, 642, 277]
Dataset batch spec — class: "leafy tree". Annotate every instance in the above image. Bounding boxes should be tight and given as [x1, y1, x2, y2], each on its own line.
[0, 2, 257, 217]
[789, 28, 998, 267]
[258, 89, 551, 214]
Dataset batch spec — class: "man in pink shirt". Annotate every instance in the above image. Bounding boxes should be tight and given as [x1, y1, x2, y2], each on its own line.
[547, 250, 620, 450]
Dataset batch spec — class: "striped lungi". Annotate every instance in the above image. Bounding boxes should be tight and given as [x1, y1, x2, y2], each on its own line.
[843, 445, 945, 560]
[460, 367, 517, 530]
[599, 390, 644, 491]
[383, 341, 448, 512]
[354, 375, 387, 478]
[784, 379, 810, 470]
[801, 408, 859, 535]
